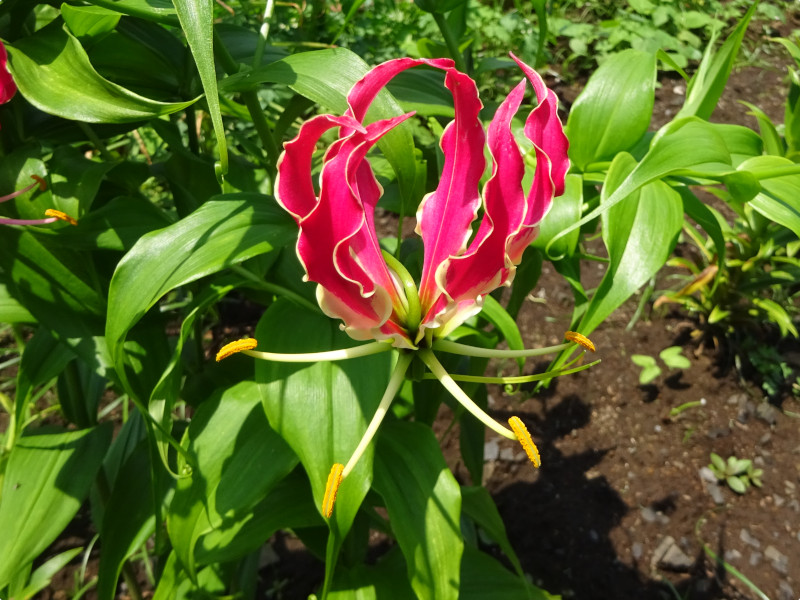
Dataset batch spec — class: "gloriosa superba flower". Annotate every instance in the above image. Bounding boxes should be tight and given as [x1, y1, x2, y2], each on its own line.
[218, 53, 598, 518]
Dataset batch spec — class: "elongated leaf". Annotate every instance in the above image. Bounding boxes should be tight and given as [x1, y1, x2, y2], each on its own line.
[532, 173, 583, 257]
[461, 546, 550, 600]
[546, 118, 730, 258]
[6, 23, 195, 122]
[0, 281, 34, 323]
[219, 48, 418, 203]
[676, 3, 756, 121]
[106, 194, 295, 371]
[255, 300, 393, 543]
[480, 295, 524, 372]
[168, 381, 298, 578]
[373, 420, 462, 600]
[566, 49, 656, 170]
[85, 0, 178, 24]
[172, 0, 228, 174]
[579, 154, 684, 334]
[740, 155, 800, 238]
[0, 424, 112, 588]
[329, 548, 415, 599]
[97, 439, 164, 600]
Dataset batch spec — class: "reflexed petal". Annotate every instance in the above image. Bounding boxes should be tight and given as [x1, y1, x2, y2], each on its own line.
[415, 65, 486, 310]
[0, 42, 16, 105]
[420, 55, 569, 337]
[276, 111, 415, 345]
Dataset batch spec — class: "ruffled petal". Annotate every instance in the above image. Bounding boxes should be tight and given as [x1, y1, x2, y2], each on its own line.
[419, 56, 569, 337]
[0, 42, 16, 105]
[277, 112, 415, 344]
[415, 65, 486, 311]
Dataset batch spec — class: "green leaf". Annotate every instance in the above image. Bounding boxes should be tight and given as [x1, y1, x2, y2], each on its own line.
[0, 424, 112, 588]
[659, 346, 690, 369]
[15, 547, 84, 600]
[0, 281, 34, 323]
[106, 194, 295, 379]
[167, 382, 297, 578]
[578, 154, 684, 334]
[61, 3, 120, 41]
[172, 0, 228, 175]
[480, 295, 524, 372]
[679, 188, 726, 266]
[373, 421, 462, 600]
[96, 439, 164, 600]
[6, 23, 195, 123]
[461, 546, 550, 600]
[739, 156, 800, 240]
[710, 452, 726, 473]
[676, 2, 756, 121]
[740, 101, 785, 157]
[631, 354, 657, 368]
[752, 297, 798, 338]
[532, 173, 583, 257]
[547, 119, 731, 259]
[84, 0, 178, 24]
[219, 48, 418, 205]
[329, 548, 415, 599]
[461, 486, 526, 581]
[727, 475, 747, 494]
[566, 49, 656, 170]
[255, 300, 392, 540]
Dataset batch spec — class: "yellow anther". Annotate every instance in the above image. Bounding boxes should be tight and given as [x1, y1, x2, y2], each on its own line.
[44, 209, 77, 226]
[508, 416, 541, 468]
[565, 331, 595, 352]
[322, 463, 344, 519]
[215, 338, 258, 361]
[31, 174, 47, 191]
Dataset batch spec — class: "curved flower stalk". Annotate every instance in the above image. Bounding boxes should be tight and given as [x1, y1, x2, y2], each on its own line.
[219, 54, 595, 518]
[0, 175, 77, 226]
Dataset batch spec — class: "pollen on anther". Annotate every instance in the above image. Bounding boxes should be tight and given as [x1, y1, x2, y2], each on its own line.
[215, 338, 258, 361]
[322, 463, 344, 519]
[565, 331, 595, 352]
[508, 416, 541, 468]
[44, 209, 77, 226]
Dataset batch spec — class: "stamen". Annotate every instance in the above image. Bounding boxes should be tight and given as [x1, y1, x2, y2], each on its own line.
[565, 331, 595, 352]
[508, 416, 541, 468]
[433, 339, 571, 358]
[0, 174, 48, 204]
[216, 338, 258, 361]
[43, 209, 77, 226]
[322, 463, 344, 518]
[31, 175, 47, 191]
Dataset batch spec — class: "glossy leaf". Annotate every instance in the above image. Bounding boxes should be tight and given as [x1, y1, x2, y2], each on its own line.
[255, 300, 392, 543]
[461, 546, 551, 600]
[532, 173, 583, 257]
[579, 153, 684, 334]
[61, 3, 121, 40]
[740, 156, 800, 239]
[6, 24, 195, 122]
[566, 49, 656, 170]
[329, 548, 415, 599]
[0, 424, 112, 588]
[373, 420, 462, 600]
[220, 48, 418, 203]
[84, 0, 178, 24]
[172, 0, 228, 174]
[0, 281, 34, 323]
[106, 194, 295, 371]
[480, 295, 524, 372]
[168, 381, 298, 577]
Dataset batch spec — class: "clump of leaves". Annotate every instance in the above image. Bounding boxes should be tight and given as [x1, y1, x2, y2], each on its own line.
[631, 346, 691, 385]
[709, 452, 764, 494]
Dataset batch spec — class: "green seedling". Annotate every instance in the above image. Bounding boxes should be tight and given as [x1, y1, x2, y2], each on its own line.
[669, 397, 706, 418]
[631, 346, 691, 385]
[708, 452, 763, 494]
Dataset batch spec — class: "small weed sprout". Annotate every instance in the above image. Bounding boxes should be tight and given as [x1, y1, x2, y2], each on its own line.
[631, 346, 691, 385]
[708, 452, 764, 494]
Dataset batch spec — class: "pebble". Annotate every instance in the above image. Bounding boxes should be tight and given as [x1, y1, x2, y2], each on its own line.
[706, 426, 730, 439]
[705, 482, 725, 505]
[499, 447, 518, 462]
[484, 439, 500, 461]
[756, 402, 779, 425]
[724, 549, 741, 562]
[778, 581, 794, 600]
[632, 542, 643, 560]
[652, 536, 693, 572]
[765, 545, 789, 575]
[774, 493, 785, 508]
[699, 466, 717, 484]
[749, 551, 762, 567]
[740, 528, 761, 548]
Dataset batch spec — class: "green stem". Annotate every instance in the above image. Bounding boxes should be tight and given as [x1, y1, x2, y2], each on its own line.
[78, 123, 114, 161]
[421, 357, 600, 384]
[418, 348, 516, 440]
[254, 0, 275, 68]
[342, 352, 412, 477]
[185, 104, 200, 155]
[230, 265, 320, 313]
[381, 251, 421, 331]
[242, 92, 281, 168]
[433, 339, 571, 358]
[432, 12, 468, 73]
[244, 341, 394, 363]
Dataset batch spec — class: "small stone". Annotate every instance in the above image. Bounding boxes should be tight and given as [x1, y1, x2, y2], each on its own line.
[760, 432, 772, 445]
[699, 466, 718, 484]
[765, 545, 789, 575]
[774, 494, 785, 508]
[484, 439, 500, 461]
[641, 507, 657, 523]
[706, 482, 725, 505]
[756, 402, 779, 425]
[706, 426, 730, 439]
[499, 447, 517, 462]
[740, 528, 761, 548]
[779, 581, 794, 600]
[728, 393, 747, 405]
[632, 542, 644, 560]
[724, 549, 742, 562]
[589, 529, 599, 542]
[652, 536, 693, 572]
[750, 551, 762, 567]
